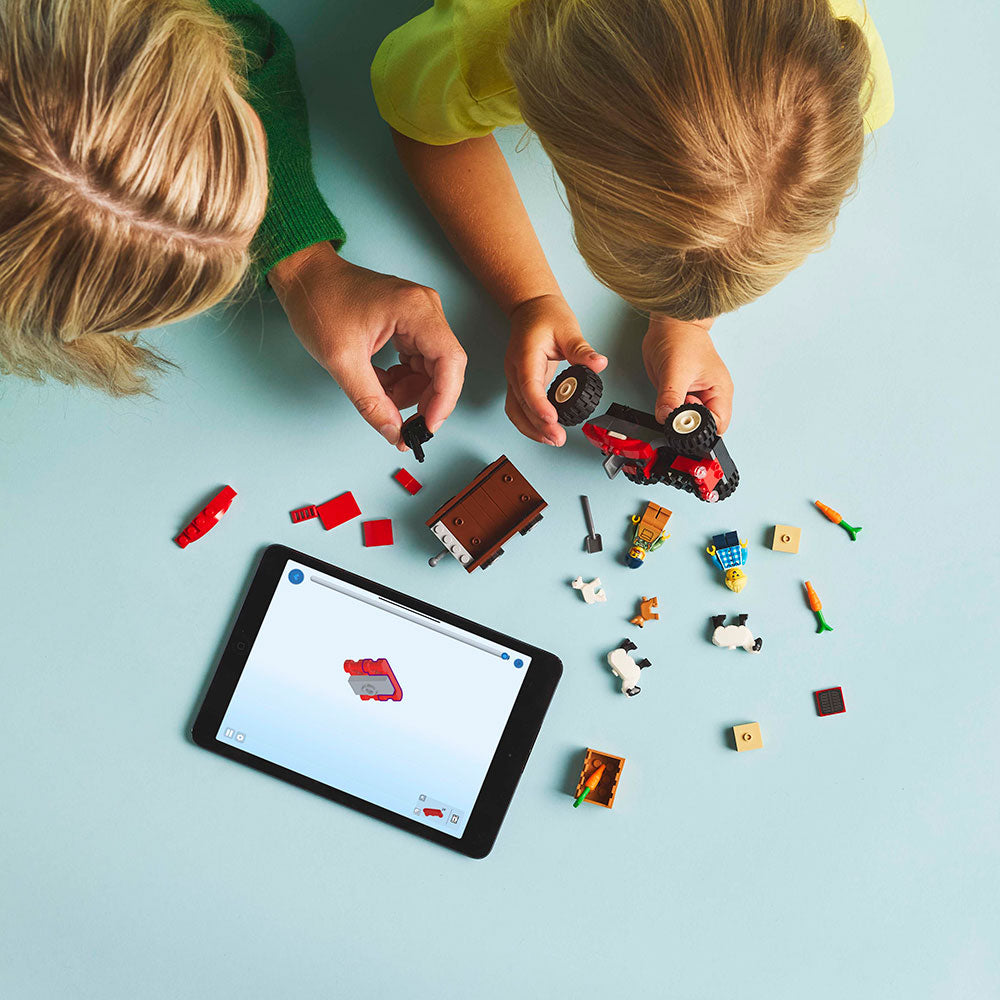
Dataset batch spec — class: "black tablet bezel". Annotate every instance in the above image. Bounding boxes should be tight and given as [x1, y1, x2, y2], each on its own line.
[191, 544, 562, 859]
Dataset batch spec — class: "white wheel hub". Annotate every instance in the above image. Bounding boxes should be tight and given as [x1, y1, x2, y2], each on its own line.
[554, 376, 578, 403]
[672, 409, 702, 434]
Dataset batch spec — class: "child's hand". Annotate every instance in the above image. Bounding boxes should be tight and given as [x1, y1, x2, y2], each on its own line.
[642, 314, 733, 433]
[504, 294, 607, 445]
[270, 243, 467, 449]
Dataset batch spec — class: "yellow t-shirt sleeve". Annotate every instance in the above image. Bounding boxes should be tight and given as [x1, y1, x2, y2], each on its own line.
[372, 0, 893, 145]
[831, 0, 895, 131]
[371, 0, 521, 145]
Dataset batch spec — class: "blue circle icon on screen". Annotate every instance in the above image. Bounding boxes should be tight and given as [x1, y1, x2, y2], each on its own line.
[501, 652, 510, 660]
[514, 658, 524, 668]
[288, 569, 304, 584]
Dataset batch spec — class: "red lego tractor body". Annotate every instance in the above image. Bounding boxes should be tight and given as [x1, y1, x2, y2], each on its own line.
[548, 367, 739, 503]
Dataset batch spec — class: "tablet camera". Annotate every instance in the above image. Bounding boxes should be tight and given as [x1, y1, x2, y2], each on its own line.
[288, 569, 304, 584]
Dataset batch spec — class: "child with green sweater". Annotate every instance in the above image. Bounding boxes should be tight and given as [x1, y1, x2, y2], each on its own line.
[0, 0, 466, 448]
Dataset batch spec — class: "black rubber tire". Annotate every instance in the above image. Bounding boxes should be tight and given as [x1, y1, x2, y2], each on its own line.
[714, 468, 740, 502]
[622, 465, 654, 486]
[519, 514, 544, 536]
[478, 549, 504, 570]
[662, 403, 717, 457]
[547, 365, 603, 426]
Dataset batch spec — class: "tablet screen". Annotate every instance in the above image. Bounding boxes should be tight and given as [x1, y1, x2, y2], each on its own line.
[216, 559, 532, 838]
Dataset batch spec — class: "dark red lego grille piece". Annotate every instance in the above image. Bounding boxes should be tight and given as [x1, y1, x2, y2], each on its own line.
[814, 687, 846, 716]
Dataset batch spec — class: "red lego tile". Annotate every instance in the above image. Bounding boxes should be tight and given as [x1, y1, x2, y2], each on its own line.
[315, 492, 361, 531]
[393, 468, 423, 495]
[362, 518, 394, 547]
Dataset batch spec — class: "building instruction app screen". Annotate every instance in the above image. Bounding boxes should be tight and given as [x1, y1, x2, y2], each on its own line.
[217, 561, 531, 837]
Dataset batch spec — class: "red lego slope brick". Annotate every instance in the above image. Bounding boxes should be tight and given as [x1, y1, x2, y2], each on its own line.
[393, 469, 423, 495]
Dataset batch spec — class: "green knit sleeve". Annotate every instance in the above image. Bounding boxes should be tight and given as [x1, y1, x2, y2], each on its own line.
[209, 0, 345, 284]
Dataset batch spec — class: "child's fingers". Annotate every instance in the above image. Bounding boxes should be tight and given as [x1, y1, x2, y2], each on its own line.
[558, 333, 608, 373]
[504, 389, 555, 445]
[691, 384, 733, 434]
[328, 355, 404, 446]
[505, 340, 561, 440]
[654, 373, 695, 424]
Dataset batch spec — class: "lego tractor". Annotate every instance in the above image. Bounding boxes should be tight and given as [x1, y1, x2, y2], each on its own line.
[547, 365, 739, 503]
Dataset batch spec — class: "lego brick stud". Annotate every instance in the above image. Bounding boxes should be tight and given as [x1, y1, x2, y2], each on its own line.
[771, 524, 801, 553]
[732, 722, 762, 750]
[814, 687, 846, 716]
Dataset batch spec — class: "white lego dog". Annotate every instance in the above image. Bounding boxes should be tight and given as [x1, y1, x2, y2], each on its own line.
[710, 614, 763, 653]
[606, 639, 651, 696]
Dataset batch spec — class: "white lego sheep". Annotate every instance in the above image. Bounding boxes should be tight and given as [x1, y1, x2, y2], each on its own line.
[571, 576, 607, 604]
[710, 614, 763, 653]
[606, 638, 651, 696]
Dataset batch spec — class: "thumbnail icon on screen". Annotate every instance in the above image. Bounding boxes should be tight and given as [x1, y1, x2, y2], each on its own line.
[288, 569, 304, 584]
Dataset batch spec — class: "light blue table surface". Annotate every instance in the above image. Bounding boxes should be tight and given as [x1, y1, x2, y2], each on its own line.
[2, 2, 998, 997]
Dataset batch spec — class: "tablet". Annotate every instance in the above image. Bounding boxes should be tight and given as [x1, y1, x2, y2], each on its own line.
[192, 545, 562, 858]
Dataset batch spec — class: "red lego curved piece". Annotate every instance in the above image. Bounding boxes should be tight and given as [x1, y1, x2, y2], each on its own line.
[669, 455, 723, 501]
[343, 657, 403, 701]
[175, 486, 237, 549]
[582, 424, 657, 465]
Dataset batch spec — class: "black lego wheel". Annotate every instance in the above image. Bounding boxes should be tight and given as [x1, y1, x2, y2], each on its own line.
[546, 365, 603, 426]
[622, 465, 653, 486]
[661, 403, 718, 457]
[713, 468, 740, 502]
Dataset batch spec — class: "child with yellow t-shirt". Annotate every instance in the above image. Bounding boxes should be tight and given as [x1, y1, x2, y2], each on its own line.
[373, 0, 893, 443]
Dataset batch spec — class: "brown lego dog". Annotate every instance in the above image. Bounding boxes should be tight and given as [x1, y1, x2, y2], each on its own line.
[629, 596, 659, 627]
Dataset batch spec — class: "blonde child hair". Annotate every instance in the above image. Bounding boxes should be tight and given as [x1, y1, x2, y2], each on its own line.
[504, 0, 873, 320]
[0, 0, 268, 395]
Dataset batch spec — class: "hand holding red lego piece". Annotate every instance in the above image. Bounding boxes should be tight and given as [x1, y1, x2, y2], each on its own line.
[643, 314, 733, 433]
[268, 242, 467, 449]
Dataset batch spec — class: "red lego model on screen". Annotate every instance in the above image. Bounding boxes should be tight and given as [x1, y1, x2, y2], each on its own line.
[344, 658, 403, 702]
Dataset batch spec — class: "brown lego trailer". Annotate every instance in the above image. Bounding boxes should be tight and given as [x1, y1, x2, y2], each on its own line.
[427, 455, 547, 571]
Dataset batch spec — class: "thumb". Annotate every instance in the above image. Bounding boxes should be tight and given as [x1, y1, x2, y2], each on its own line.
[560, 333, 608, 372]
[654, 364, 694, 424]
[330, 355, 403, 445]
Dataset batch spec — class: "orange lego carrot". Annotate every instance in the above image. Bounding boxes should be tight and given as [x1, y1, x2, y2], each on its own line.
[815, 501, 842, 524]
[573, 763, 606, 808]
[804, 581, 833, 633]
[814, 500, 862, 541]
